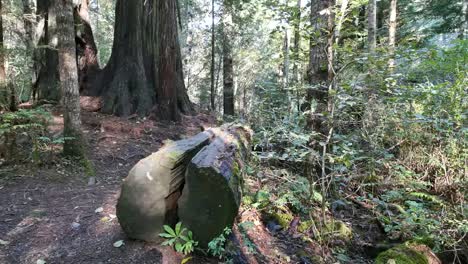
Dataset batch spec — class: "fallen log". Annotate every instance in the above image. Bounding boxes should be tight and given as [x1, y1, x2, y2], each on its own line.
[178, 126, 253, 247]
[116, 130, 216, 242]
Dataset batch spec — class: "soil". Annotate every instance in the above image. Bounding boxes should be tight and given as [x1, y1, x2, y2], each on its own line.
[0, 110, 218, 264]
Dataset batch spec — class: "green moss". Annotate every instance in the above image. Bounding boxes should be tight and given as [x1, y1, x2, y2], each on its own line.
[270, 211, 294, 229]
[324, 220, 352, 240]
[298, 220, 314, 233]
[375, 244, 429, 264]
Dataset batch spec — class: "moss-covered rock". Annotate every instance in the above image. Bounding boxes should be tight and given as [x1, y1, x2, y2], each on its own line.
[375, 244, 430, 264]
[325, 220, 352, 240]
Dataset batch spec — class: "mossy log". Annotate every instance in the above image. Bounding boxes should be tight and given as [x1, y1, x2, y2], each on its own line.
[116, 130, 217, 241]
[178, 126, 252, 247]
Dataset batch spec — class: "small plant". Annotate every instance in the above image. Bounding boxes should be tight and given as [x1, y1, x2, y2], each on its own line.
[159, 222, 198, 255]
[208, 227, 232, 259]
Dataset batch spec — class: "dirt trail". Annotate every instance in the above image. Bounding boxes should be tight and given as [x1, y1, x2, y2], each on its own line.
[0, 111, 217, 264]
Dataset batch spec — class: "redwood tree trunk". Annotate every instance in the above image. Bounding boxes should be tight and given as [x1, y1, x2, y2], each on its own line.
[222, 0, 234, 117]
[74, 0, 100, 94]
[56, 0, 85, 157]
[155, 0, 180, 121]
[95, 0, 193, 119]
[34, 0, 60, 102]
[210, 0, 216, 110]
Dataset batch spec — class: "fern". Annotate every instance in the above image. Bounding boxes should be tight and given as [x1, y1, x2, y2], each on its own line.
[410, 192, 445, 207]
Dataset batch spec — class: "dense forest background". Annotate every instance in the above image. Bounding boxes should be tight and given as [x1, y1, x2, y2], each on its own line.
[0, 0, 466, 263]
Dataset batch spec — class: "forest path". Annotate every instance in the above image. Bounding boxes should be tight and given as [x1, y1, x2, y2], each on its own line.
[0, 110, 218, 264]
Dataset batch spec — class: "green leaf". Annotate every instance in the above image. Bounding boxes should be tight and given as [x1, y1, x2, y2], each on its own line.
[175, 243, 183, 253]
[159, 233, 175, 239]
[175, 222, 182, 235]
[163, 225, 176, 236]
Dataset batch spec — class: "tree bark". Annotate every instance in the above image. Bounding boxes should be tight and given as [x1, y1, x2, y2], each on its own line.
[0, 0, 6, 109]
[56, 0, 85, 157]
[74, 0, 100, 95]
[308, 0, 328, 84]
[292, 0, 301, 84]
[210, 0, 216, 110]
[368, 0, 377, 52]
[282, 29, 290, 89]
[95, 0, 193, 119]
[461, 0, 467, 39]
[34, 0, 61, 102]
[154, 0, 181, 121]
[388, 0, 397, 70]
[327, 0, 335, 84]
[222, 0, 234, 117]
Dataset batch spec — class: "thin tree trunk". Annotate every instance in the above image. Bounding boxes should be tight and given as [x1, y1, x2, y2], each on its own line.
[367, 0, 377, 52]
[210, 0, 215, 110]
[292, 0, 301, 84]
[335, 0, 348, 44]
[56, 0, 85, 157]
[460, 0, 467, 39]
[0, 0, 7, 110]
[22, 0, 36, 90]
[282, 29, 290, 89]
[388, 0, 397, 70]
[327, 0, 335, 84]
[222, 0, 234, 117]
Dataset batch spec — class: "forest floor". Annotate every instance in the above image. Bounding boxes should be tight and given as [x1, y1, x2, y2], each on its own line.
[0, 106, 384, 264]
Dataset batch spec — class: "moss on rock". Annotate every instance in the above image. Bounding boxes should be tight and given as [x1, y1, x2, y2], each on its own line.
[375, 244, 429, 264]
[270, 211, 294, 229]
[324, 220, 352, 240]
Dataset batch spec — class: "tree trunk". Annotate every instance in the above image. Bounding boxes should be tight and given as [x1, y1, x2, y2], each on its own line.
[210, 0, 216, 110]
[282, 29, 290, 89]
[292, 0, 302, 84]
[461, 0, 467, 39]
[56, 0, 85, 157]
[367, 0, 377, 52]
[34, 0, 60, 102]
[178, 126, 252, 247]
[308, 0, 328, 84]
[327, 0, 335, 84]
[95, 0, 193, 119]
[388, 0, 397, 70]
[74, 0, 100, 95]
[117, 130, 216, 242]
[335, 0, 348, 44]
[222, 0, 234, 117]
[0, 0, 6, 110]
[154, 0, 181, 121]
